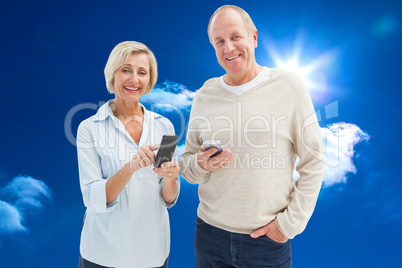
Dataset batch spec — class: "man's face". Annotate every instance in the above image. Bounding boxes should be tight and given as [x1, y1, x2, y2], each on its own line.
[209, 8, 258, 83]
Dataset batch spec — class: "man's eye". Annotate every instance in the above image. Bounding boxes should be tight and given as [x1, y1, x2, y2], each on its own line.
[216, 40, 223, 45]
[233, 36, 240, 39]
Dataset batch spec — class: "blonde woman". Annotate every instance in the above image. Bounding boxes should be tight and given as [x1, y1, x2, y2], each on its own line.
[77, 41, 180, 268]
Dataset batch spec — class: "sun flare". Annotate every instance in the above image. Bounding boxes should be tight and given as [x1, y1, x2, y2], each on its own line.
[264, 39, 335, 92]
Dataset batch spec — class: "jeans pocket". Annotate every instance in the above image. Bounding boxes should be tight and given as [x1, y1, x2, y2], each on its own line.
[196, 217, 207, 226]
[263, 234, 288, 245]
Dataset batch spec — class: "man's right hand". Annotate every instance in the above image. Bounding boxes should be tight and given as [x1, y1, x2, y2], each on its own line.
[197, 145, 234, 171]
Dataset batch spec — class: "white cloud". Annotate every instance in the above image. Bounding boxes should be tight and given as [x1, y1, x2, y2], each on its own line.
[176, 144, 185, 159]
[141, 80, 195, 111]
[293, 122, 370, 187]
[0, 176, 52, 234]
[176, 144, 193, 185]
[322, 122, 370, 186]
[0, 201, 26, 232]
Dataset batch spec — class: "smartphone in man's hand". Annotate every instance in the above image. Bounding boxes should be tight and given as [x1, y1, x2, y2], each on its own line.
[203, 140, 223, 158]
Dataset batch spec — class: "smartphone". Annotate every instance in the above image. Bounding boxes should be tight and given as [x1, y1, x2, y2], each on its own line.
[154, 135, 179, 168]
[203, 140, 223, 158]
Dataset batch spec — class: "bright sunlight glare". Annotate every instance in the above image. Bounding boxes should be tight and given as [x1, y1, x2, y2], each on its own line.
[265, 39, 335, 92]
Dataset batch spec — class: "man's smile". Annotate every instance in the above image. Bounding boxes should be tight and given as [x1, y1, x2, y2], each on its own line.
[226, 54, 241, 61]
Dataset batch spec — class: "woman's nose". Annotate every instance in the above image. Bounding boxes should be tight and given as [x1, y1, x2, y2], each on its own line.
[129, 74, 139, 83]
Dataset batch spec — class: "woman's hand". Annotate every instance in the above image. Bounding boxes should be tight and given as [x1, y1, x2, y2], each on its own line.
[153, 161, 180, 181]
[129, 144, 159, 172]
[154, 161, 180, 204]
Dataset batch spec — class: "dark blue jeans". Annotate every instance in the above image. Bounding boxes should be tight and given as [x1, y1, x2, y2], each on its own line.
[77, 255, 168, 268]
[194, 217, 292, 268]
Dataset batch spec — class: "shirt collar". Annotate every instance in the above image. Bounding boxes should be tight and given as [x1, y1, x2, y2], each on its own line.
[91, 100, 154, 122]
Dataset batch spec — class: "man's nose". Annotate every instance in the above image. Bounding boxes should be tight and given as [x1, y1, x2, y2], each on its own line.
[224, 41, 235, 53]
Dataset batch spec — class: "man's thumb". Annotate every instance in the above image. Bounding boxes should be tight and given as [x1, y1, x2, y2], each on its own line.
[203, 147, 217, 158]
[250, 226, 268, 238]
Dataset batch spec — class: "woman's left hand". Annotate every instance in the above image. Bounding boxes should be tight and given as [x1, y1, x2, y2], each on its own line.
[153, 161, 180, 182]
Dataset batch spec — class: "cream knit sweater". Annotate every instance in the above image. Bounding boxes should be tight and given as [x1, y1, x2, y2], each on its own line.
[180, 68, 325, 239]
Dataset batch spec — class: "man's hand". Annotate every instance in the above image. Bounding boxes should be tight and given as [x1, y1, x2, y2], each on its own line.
[197, 145, 233, 171]
[250, 220, 288, 243]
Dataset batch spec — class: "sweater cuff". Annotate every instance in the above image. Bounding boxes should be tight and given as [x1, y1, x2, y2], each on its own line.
[275, 212, 298, 239]
[194, 155, 211, 174]
[193, 154, 212, 183]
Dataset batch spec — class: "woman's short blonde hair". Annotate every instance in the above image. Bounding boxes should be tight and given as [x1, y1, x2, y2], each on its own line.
[104, 41, 157, 95]
[207, 5, 257, 44]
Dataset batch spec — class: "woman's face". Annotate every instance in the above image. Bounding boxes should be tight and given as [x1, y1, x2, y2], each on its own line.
[113, 52, 150, 103]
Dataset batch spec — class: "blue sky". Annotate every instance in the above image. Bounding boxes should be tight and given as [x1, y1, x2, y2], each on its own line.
[0, 0, 401, 267]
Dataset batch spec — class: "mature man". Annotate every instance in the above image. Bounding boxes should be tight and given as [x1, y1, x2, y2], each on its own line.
[180, 5, 325, 268]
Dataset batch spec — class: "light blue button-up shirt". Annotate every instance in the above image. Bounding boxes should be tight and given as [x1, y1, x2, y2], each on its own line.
[77, 100, 180, 268]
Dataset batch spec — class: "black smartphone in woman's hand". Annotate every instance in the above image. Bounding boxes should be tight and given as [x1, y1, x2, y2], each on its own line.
[154, 135, 179, 168]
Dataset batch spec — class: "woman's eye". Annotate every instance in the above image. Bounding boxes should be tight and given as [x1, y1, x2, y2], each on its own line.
[122, 69, 129, 73]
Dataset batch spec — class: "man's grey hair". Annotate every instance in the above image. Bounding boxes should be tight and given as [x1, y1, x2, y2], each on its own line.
[207, 5, 257, 44]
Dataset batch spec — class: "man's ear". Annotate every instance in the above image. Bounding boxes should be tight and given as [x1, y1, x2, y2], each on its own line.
[253, 30, 258, 48]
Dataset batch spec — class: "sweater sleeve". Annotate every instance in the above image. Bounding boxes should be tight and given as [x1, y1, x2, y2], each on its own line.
[77, 120, 118, 213]
[275, 75, 325, 239]
[179, 94, 211, 184]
